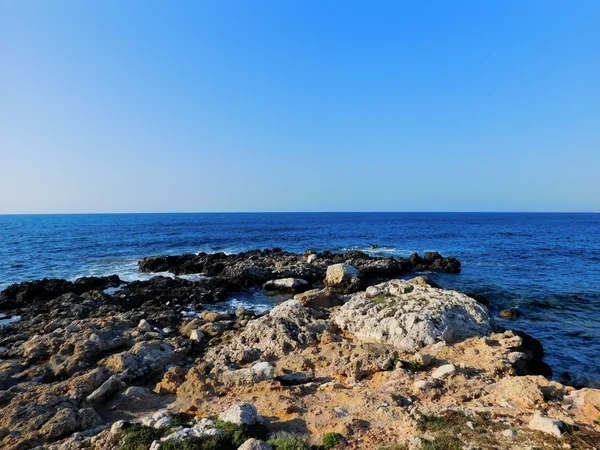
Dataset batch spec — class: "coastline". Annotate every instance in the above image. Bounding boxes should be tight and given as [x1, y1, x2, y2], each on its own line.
[0, 249, 598, 449]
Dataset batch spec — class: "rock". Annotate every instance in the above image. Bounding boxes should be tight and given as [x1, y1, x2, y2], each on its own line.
[406, 276, 439, 288]
[39, 408, 78, 439]
[218, 403, 259, 425]
[528, 414, 564, 437]
[334, 280, 494, 351]
[154, 416, 173, 429]
[221, 362, 275, 386]
[121, 386, 154, 400]
[307, 254, 318, 264]
[110, 420, 128, 434]
[190, 330, 205, 342]
[238, 438, 273, 450]
[87, 374, 126, 404]
[564, 388, 600, 426]
[201, 311, 232, 322]
[325, 263, 361, 293]
[161, 418, 224, 442]
[413, 380, 437, 390]
[138, 319, 152, 332]
[210, 300, 332, 364]
[466, 293, 490, 307]
[294, 287, 342, 308]
[502, 429, 517, 438]
[431, 364, 456, 380]
[276, 371, 315, 386]
[500, 308, 523, 319]
[263, 278, 311, 294]
[252, 361, 275, 380]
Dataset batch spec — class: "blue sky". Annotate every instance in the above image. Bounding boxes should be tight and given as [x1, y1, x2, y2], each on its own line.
[1, 1, 599, 213]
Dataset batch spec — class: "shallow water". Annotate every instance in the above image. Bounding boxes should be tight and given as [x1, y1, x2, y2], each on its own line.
[0, 212, 598, 385]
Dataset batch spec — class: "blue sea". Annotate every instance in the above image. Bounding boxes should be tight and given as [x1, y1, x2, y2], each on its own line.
[0, 212, 599, 386]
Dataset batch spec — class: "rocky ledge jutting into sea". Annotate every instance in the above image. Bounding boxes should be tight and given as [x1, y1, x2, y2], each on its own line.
[0, 249, 598, 450]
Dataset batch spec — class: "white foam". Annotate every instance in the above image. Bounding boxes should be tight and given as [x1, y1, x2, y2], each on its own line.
[0, 315, 20, 327]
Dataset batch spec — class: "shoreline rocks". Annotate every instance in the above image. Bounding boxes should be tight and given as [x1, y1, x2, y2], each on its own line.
[0, 249, 598, 450]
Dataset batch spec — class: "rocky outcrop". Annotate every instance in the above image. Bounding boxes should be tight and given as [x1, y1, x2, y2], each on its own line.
[0, 276, 121, 310]
[1, 249, 598, 450]
[333, 279, 495, 351]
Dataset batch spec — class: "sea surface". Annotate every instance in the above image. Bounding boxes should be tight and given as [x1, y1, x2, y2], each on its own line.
[0, 212, 599, 386]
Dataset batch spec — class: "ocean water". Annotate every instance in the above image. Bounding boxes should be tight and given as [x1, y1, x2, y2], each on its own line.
[0, 212, 599, 386]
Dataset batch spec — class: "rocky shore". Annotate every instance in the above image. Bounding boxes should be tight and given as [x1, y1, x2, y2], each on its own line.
[0, 249, 598, 450]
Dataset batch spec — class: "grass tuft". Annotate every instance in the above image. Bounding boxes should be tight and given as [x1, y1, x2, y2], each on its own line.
[322, 432, 344, 449]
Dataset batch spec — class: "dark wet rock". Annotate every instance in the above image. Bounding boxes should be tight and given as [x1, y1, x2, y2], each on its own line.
[114, 276, 238, 309]
[138, 249, 462, 289]
[0, 276, 121, 310]
[466, 292, 490, 307]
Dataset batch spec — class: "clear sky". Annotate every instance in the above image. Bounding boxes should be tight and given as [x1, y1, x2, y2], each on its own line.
[1, 1, 598, 213]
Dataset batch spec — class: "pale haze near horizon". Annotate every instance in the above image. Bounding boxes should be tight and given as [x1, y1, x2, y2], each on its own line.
[1, 1, 599, 214]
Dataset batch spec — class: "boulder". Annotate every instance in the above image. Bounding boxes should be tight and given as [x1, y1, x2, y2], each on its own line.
[333, 280, 494, 351]
[431, 364, 456, 380]
[219, 403, 259, 425]
[325, 264, 361, 293]
[86, 374, 126, 404]
[294, 287, 343, 309]
[221, 362, 275, 387]
[238, 438, 273, 450]
[528, 414, 564, 437]
[263, 278, 311, 294]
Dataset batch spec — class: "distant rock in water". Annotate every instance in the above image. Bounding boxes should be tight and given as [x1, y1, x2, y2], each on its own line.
[138, 248, 462, 284]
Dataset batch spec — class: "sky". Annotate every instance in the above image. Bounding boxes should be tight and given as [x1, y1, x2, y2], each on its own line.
[1, 1, 599, 213]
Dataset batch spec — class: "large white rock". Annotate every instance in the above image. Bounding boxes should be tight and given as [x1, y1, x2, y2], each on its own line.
[238, 438, 273, 450]
[528, 414, 564, 437]
[263, 278, 310, 293]
[325, 263, 360, 290]
[219, 403, 259, 425]
[333, 279, 494, 351]
[431, 364, 456, 380]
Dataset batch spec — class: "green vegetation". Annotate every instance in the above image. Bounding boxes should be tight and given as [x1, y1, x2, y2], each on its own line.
[268, 434, 313, 450]
[371, 294, 392, 305]
[118, 415, 267, 450]
[416, 413, 448, 432]
[375, 444, 408, 450]
[322, 432, 344, 449]
[118, 424, 166, 450]
[403, 285, 414, 294]
[399, 360, 427, 372]
[420, 437, 463, 450]
[160, 434, 233, 450]
[214, 419, 268, 447]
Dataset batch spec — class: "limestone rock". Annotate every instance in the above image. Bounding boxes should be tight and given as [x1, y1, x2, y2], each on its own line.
[219, 403, 259, 425]
[431, 364, 456, 380]
[190, 329, 205, 342]
[87, 374, 126, 404]
[325, 263, 361, 293]
[294, 287, 342, 309]
[263, 278, 311, 293]
[334, 280, 494, 351]
[138, 319, 152, 332]
[528, 414, 564, 437]
[238, 438, 273, 450]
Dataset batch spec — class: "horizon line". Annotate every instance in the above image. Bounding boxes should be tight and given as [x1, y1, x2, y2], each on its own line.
[0, 210, 598, 216]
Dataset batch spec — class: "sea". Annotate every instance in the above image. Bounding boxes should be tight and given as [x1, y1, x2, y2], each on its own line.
[0, 212, 598, 387]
